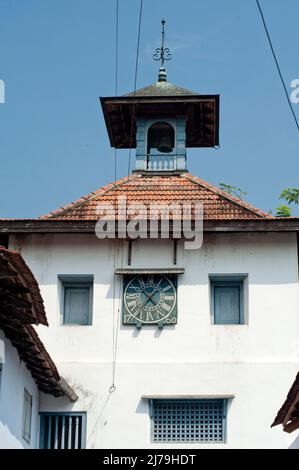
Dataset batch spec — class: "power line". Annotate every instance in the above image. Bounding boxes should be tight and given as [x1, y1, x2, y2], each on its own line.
[127, 0, 144, 177]
[114, 0, 119, 183]
[255, 0, 299, 133]
[111, 0, 144, 391]
[111, 0, 119, 394]
[114, 0, 119, 98]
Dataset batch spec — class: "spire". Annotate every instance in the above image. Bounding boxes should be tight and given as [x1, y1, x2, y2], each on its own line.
[153, 19, 172, 82]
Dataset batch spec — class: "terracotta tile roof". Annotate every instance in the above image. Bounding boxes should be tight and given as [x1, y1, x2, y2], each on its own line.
[0, 247, 48, 326]
[0, 247, 77, 400]
[41, 173, 272, 221]
[272, 371, 299, 431]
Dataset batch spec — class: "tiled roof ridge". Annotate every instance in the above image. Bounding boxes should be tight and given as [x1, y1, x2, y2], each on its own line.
[182, 173, 273, 219]
[40, 173, 141, 220]
[123, 81, 198, 97]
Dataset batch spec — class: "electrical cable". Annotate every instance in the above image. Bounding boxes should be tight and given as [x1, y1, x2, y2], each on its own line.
[111, 0, 144, 391]
[110, 0, 119, 394]
[127, 0, 144, 177]
[255, 0, 299, 132]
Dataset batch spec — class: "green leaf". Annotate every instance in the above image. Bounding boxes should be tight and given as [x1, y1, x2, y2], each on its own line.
[275, 205, 293, 217]
[279, 188, 299, 205]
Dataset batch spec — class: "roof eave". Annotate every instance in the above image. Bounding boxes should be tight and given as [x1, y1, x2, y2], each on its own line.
[1, 219, 299, 234]
[100, 94, 220, 149]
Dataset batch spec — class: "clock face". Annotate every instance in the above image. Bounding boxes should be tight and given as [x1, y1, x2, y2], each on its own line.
[123, 275, 177, 326]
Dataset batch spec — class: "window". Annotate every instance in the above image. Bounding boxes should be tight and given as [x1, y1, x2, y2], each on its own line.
[151, 399, 226, 443]
[147, 122, 175, 154]
[210, 275, 246, 324]
[59, 275, 93, 325]
[39, 412, 86, 449]
[22, 389, 32, 444]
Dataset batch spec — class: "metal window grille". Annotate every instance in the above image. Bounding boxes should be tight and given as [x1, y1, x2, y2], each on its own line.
[39, 413, 86, 449]
[151, 399, 226, 443]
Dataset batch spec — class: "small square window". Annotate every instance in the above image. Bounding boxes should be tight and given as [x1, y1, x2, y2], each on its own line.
[22, 389, 32, 444]
[210, 275, 246, 324]
[59, 275, 93, 325]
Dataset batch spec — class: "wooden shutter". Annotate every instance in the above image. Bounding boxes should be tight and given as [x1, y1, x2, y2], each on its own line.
[214, 285, 240, 324]
[64, 287, 90, 325]
[22, 389, 32, 443]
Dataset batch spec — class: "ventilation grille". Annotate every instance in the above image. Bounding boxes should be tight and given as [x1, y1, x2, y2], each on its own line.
[39, 413, 85, 449]
[152, 399, 225, 443]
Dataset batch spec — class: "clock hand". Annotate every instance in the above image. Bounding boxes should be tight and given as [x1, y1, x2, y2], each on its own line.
[144, 290, 160, 306]
[144, 291, 155, 306]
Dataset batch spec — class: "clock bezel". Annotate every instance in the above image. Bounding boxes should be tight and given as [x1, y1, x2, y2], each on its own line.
[123, 274, 178, 327]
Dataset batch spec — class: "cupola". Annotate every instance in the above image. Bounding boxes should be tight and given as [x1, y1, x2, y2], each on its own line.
[100, 20, 219, 174]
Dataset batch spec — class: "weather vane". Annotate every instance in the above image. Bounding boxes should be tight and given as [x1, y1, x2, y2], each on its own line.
[153, 19, 172, 68]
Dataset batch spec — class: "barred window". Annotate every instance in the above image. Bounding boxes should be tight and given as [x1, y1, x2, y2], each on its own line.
[39, 412, 86, 449]
[151, 399, 226, 443]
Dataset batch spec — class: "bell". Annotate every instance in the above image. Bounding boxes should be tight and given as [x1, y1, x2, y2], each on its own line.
[157, 134, 173, 153]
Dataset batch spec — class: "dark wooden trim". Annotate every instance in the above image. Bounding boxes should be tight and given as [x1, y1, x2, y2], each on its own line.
[283, 417, 299, 433]
[0, 234, 9, 248]
[1, 219, 299, 234]
[115, 268, 185, 275]
[100, 94, 220, 149]
[128, 240, 132, 266]
[173, 239, 177, 265]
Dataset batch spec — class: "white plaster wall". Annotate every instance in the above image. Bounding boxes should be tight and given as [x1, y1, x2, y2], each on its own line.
[9, 232, 299, 448]
[0, 330, 39, 449]
[39, 362, 299, 449]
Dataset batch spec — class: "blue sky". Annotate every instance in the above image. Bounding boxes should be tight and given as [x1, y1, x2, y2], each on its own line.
[0, 0, 298, 218]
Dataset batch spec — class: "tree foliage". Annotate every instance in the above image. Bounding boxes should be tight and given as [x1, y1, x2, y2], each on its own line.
[275, 205, 292, 217]
[279, 188, 299, 205]
[218, 183, 247, 200]
[274, 187, 299, 217]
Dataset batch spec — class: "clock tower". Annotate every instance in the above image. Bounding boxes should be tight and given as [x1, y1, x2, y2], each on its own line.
[101, 20, 220, 174]
[100, 20, 220, 328]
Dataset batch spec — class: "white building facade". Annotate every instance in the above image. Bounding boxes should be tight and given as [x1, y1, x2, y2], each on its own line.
[0, 247, 77, 449]
[0, 329, 40, 449]
[6, 231, 299, 449]
[2, 67, 299, 449]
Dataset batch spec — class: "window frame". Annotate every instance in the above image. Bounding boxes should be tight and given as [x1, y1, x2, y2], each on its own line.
[58, 275, 94, 326]
[22, 388, 33, 444]
[209, 274, 247, 325]
[39, 411, 87, 449]
[149, 398, 228, 444]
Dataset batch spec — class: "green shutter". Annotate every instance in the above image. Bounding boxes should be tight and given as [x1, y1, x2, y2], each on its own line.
[64, 287, 90, 325]
[22, 389, 32, 444]
[214, 285, 241, 324]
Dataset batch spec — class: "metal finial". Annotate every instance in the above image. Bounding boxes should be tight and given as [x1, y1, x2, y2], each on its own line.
[153, 19, 172, 82]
